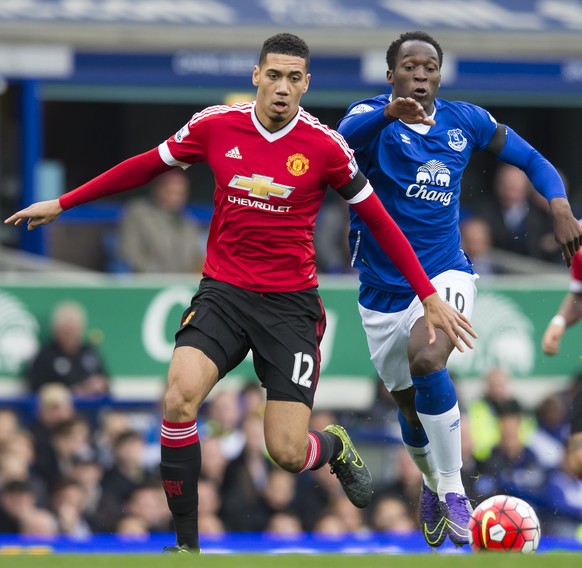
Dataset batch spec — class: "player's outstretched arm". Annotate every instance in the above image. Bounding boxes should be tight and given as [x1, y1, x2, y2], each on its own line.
[421, 292, 477, 353]
[542, 291, 582, 355]
[4, 199, 62, 230]
[5, 149, 173, 231]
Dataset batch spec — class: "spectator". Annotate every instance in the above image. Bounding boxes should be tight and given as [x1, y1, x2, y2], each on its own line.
[35, 415, 95, 489]
[26, 302, 109, 397]
[541, 443, 582, 537]
[0, 429, 47, 505]
[124, 482, 172, 533]
[262, 468, 297, 519]
[219, 412, 271, 531]
[100, 430, 158, 509]
[312, 512, 348, 535]
[460, 216, 500, 276]
[467, 367, 534, 461]
[0, 409, 20, 447]
[28, 383, 76, 448]
[480, 163, 549, 259]
[529, 393, 569, 468]
[199, 435, 228, 487]
[118, 169, 205, 273]
[369, 495, 417, 533]
[115, 514, 149, 537]
[0, 480, 37, 533]
[294, 463, 345, 531]
[474, 400, 548, 507]
[68, 454, 116, 533]
[51, 478, 92, 536]
[201, 389, 245, 459]
[20, 508, 60, 536]
[331, 495, 369, 533]
[379, 445, 422, 525]
[239, 382, 266, 417]
[94, 409, 131, 468]
[198, 513, 225, 536]
[266, 511, 303, 536]
[198, 478, 224, 535]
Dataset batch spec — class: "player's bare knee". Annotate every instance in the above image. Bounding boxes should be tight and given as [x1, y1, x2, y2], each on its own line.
[267, 445, 304, 473]
[163, 385, 199, 421]
[409, 350, 445, 377]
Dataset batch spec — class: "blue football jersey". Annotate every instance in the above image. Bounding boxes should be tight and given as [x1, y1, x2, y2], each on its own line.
[340, 94, 497, 296]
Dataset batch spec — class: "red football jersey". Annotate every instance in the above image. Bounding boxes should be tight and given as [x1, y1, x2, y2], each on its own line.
[571, 221, 582, 292]
[159, 102, 359, 292]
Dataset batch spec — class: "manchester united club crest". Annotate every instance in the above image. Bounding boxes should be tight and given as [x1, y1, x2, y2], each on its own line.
[286, 153, 310, 176]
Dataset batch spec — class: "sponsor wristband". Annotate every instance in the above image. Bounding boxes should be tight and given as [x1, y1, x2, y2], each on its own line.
[550, 314, 566, 328]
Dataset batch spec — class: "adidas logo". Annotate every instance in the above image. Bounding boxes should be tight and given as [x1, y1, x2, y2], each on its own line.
[225, 146, 242, 159]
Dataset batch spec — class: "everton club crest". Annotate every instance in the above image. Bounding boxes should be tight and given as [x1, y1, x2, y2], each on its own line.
[447, 128, 467, 152]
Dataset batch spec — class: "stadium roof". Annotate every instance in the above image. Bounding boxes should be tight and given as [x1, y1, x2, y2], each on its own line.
[1, 0, 582, 56]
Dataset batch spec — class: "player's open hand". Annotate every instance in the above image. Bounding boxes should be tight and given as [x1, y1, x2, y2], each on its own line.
[421, 292, 477, 352]
[4, 199, 63, 230]
[385, 97, 436, 126]
[541, 321, 564, 356]
[549, 197, 582, 268]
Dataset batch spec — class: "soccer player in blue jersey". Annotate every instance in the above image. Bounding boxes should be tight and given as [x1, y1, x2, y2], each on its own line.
[338, 30, 582, 548]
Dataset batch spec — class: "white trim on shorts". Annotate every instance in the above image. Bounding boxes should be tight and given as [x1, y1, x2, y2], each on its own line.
[358, 270, 478, 392]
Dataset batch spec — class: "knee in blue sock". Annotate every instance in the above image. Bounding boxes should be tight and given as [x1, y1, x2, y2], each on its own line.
[412, 369, 457, 415]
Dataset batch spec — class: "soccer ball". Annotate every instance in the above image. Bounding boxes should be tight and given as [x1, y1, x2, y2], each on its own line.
[468, 495, 541, 553]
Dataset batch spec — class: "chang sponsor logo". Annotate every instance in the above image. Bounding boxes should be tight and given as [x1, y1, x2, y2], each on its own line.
[406, 159, 453, 206]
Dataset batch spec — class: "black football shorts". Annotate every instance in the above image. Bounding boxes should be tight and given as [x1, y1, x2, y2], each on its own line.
[175, 277, 326, 408]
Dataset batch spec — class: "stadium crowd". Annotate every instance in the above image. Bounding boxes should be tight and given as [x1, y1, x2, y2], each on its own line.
[0, 368, 580, 540]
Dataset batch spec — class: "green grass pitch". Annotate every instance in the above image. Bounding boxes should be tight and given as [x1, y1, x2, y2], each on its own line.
[1, 553, 581, 568]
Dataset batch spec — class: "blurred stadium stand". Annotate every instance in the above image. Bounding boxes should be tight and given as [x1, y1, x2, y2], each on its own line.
[2, 1, 582, 257]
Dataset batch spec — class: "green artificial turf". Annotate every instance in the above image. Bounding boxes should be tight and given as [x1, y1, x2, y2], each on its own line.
[1, 552, 581, 568]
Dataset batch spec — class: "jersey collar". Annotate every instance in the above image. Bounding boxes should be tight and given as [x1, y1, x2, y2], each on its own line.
[251, 101, 302, 142]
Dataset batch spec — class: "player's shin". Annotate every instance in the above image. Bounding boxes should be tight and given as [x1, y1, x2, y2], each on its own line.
[160, 418, 201, 550]
[412, 369, 464, 497]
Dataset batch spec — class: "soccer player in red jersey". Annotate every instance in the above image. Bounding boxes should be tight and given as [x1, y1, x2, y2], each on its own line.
[5, 33, 477, 553]
[542, 220, 582, 475]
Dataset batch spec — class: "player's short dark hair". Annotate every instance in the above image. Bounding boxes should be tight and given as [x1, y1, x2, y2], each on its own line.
[386, 31, 443, 71]
[259, 33, 310, 70]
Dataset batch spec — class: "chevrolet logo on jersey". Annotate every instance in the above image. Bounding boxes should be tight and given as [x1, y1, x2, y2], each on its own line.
[229, 174, 294, 200]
